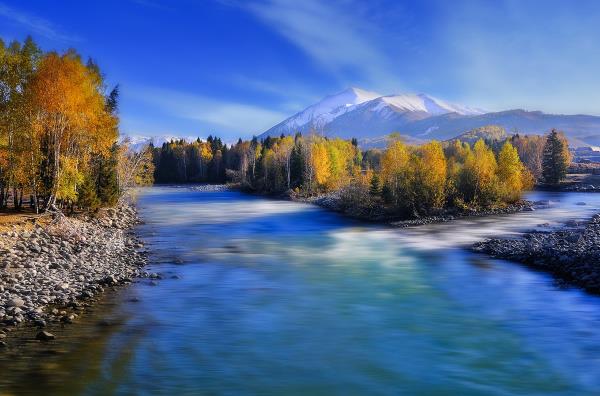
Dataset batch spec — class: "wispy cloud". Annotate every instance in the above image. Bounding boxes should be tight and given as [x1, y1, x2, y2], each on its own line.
[437, 0, 600, 115]
[230, 74, 318, 111]
[238, 0, 403, 90]
[0, 2, 80, 43]
[129, 0, 174, 11]
[126, 85, 288, 135]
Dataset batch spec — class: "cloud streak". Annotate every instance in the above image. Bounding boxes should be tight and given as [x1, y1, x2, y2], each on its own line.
[242, 0, 403, 90]
[436, 0, 600, 115]
[126, 85, 289, 135]
[0, 2, 79, 43]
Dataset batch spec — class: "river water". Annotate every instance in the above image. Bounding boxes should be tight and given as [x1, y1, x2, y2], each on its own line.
[3, 187, 600, 395]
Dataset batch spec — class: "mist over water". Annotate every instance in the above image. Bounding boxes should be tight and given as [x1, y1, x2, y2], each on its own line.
[3, 186, 600, 395]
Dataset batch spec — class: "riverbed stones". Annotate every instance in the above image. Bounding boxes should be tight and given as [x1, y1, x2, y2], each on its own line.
[35, 331, 55, 341]
[0, 200, 149, 338]
[7, 298, 24, 308]
[299, 191, 536, 226]
[473, 213, 600, 294]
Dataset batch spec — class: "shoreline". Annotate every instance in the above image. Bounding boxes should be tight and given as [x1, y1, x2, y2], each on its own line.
[473, 213, 600, 294]
[289, 191, 535, 228]
[0, 198, 149, 347]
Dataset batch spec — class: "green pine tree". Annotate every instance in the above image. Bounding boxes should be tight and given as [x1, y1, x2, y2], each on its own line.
[381, 183, 393, 204]
[542, 129, 570, 185]
[369, 174, 381, 196]
[97, 145, 120, 206]
[78, 175, 100, 210]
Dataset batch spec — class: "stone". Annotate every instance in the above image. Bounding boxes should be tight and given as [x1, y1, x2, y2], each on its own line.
[36, 331, 55, 341]
[7, 298, 24, 308]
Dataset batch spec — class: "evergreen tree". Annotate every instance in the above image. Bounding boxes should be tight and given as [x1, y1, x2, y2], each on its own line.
[369, 174, 381, 196]
[96, 145, 120, 205]
[381, 183, 393, 204]
[542, 129, 570, 185]
[77, 175, 99, 210]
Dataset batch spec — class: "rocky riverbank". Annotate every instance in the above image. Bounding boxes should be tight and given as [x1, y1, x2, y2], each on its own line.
[296, 191, 535, 227]
[473, 213, 600, 293]
[0, 201, 149, 347]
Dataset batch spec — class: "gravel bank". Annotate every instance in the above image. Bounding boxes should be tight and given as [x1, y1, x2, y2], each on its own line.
[0, 201, 148, 346]
[473, 214, 600, 293]
[297, 191, 534, 227]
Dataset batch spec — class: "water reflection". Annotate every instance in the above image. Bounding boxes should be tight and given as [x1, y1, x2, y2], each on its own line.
[2, 187, 600, 395]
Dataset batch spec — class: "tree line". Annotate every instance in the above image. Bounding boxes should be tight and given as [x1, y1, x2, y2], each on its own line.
[152, 129, 570, 218]
[0, 36, 150, 213]
[151, 136, 227, 184]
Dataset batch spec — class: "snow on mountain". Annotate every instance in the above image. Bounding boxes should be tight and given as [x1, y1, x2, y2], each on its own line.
[263, 87, 381, 136]
[122, 134, 200, 151]
[372, 93, 485, 116]
[259, 87, 600, 147]
[261, 88, 485, 138]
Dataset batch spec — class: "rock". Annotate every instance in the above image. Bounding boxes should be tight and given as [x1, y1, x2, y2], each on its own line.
[101, 275, 118, 285]
[34, 319, 47, 328]
[7, 298, 24, 308]
[36, 331, 55, 341]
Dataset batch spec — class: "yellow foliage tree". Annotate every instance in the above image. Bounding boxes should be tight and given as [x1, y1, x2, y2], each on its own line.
[461, 139, 498, 205]
[27, 51, 117, 208]
[413, 141, 447, 211]
[497, 141, 525, 203]
[311, 140, 331, 188]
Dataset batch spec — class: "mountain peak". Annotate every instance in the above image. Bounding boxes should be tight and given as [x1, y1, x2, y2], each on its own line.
[259, 88, 600, 147]
[341, 87, 381, 99]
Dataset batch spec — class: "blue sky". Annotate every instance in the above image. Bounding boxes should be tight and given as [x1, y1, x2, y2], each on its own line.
[1, 0, 599, 141]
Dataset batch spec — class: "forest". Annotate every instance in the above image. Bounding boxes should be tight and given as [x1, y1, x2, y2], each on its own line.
[151, 129, 570, 218]
[0, 37, 151, 213]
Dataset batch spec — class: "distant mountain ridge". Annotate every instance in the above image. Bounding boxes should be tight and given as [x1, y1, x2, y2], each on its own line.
[122, 134, 200, 152]
[447, 125, 508, 145]
[259, 88, 600, 148]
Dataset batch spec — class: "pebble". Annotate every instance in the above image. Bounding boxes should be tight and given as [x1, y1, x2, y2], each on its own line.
[36, 331, 55, 341]
[0, 201, 149, 338]
[473, 212, 600, 294]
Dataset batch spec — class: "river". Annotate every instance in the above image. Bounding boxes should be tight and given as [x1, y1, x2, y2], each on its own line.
[3, 186, 600, 395]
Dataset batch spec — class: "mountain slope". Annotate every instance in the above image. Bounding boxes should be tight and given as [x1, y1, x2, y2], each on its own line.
[122, 134, 199, 151]
[262, 87, 381, 137]
[259, 88, 600, 147]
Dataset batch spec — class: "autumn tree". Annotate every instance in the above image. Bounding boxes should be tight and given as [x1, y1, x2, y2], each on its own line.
[27, 50, 117, 209]
[511, 134, 545, 181]
[412, 141, 447, 212]
[459, 139, 498, 205]
[379, 140, 410, 207]
[497, 142, 527, 202]
[311, 139, 331, 189]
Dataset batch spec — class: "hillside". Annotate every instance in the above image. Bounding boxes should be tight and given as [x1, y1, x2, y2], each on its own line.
[259, 88, 600, 148]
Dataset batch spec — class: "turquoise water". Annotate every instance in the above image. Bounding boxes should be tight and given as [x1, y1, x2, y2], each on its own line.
[3, 187, 600, 395]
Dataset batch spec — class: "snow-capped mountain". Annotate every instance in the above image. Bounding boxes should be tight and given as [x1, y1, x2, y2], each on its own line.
[368, 93, 485, 116]
[259, 88, 600, 147]
[273, 87, 381, 133]
[121, 134, 200, 151]
[261, 88, 485, 139]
